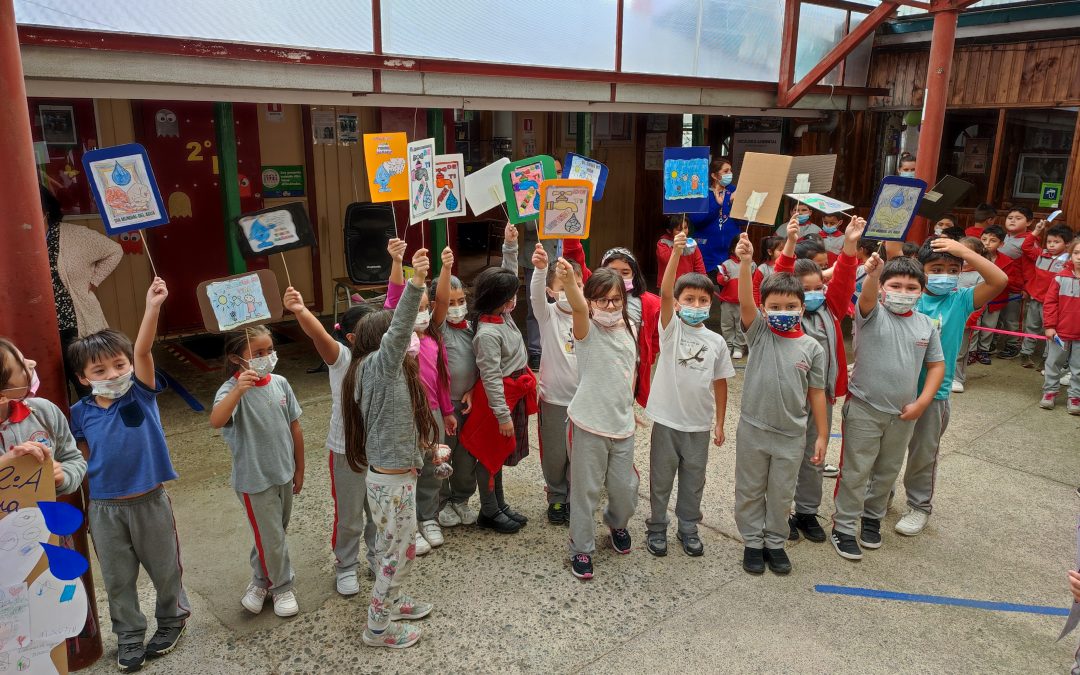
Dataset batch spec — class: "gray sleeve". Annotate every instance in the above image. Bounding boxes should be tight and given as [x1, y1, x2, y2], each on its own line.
[213, 379, 238, 426]
[474, 331, 511, 424]
[744, 313, 767, 348]
[807, 343, 827, 390]
[502, 242, 520, 274]
[374, 280, 423, 377]
[41, 402, 86, 496]
[924, 324, 945, 363]
[282, 379, 302, 422]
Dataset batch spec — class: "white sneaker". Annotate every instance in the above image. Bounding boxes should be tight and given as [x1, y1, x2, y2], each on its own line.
[273, 590, 299, 617]
[414, 532, 431, 556]
[363, 621, 422, 649]
[950, 380, 964, 393]
[419, 520, 444, 547]
[240, 583, 267, 614]
[437, 503, 462, 527]
[390, 594, 433, 620]
[894, 509, 929, 536]
[452, 501, 478, 525]
[335, 570, 360, 596]
[732, 349, 744, 360]
[1063, 373, 1071, 386]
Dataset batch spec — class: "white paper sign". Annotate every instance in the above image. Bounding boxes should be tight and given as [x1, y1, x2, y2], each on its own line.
[0, 510, 47, 588]
[786, 193, 854, 214]
[464, 158, 510, 217]
[0, 643, 57, 674]
[205, 274, 271, 331]
[407, 138, 437, 225]
[433, 153, 467, 218]
[28, 572, 87, 646]
[0, 584, 30, 654]
[238, 210, 300, 252]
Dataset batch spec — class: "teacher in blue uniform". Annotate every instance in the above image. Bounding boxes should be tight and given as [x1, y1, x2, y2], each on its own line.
[689, 157, 744, 276]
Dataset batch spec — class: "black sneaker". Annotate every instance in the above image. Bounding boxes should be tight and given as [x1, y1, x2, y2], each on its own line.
[676, 531, 704, 557]
[501, 505, 528, 525]
[831, 529, 863, 561]
[790, 512, 826, 543]
[476, 511, 522, 534]
[145, 624, 186, 658]
[742, 547, 765, 575]
[571, 553, 593, 579]
[859, 517, 882, 549]
[610, 528, 632, 554]
[547, 502, 569, 525]
[763, 547, 792, 575]
[998, 345, 1021, 359]
[646, 531, 667, 556]
[117, 642, 146, 672]
[789, 518, 800, 541]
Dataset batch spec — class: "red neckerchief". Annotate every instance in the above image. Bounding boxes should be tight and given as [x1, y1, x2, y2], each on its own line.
[447, 320, 468, 329]
[768, 326, 805, 339]
[3, 400, 31, 424]
[234, 372, 272, 387]
[478, 315, 504, 324]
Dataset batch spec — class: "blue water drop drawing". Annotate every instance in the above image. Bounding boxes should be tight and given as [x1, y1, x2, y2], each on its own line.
[446, 191, 459, 211]
[37, 501, 83, 536]
[890, 191, 905, 208]
[40, 542, 89, 580]
[111, 161, 132, 186]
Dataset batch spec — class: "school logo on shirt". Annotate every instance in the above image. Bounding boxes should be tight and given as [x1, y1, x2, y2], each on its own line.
[28, 430, 52, 449]
[794, 361, 810, 373]
[915, 338, 929, 348]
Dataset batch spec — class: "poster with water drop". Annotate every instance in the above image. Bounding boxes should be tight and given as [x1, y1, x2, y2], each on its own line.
[433, 154, 467, 218]
[407, 138, 436, 225]
[864, 176, 928, 242]
[81, 143, 169, 235]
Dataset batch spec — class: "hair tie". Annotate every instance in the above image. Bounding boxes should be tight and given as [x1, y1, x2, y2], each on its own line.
[602, 247, 636, 265]
[333, 323, 341, 331]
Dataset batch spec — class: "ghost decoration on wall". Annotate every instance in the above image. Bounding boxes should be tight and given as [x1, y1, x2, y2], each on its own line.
[168, 191, 192, 218]
[238, 174, 253, 199]
[118, 231, 143, 255]
[155, 109, 179, 137]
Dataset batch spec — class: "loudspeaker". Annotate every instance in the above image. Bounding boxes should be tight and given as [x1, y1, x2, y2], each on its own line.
[344, 202, 397, 284]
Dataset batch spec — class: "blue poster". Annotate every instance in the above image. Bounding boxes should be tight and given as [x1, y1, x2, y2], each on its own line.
[562, 152, 609, 201]
[864, 176, 928, 241]
[662, 146, 710, 214]
[81, 143, 169, 235]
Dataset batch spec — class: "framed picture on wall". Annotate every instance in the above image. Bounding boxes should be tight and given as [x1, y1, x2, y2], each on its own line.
[964, 137, 991, 156]
[1013, 154, 1070, 198]
[39, 105, 77, 145]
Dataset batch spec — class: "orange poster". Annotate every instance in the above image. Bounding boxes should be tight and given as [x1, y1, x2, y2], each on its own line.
[363, 132, 409, 202]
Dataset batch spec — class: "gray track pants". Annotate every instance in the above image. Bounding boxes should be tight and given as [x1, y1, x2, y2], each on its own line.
[734, 419, 803, 549]
[646, 422, 710, 535]
[793, 404, 834, 516]
[719, 302, 746, 352]
[238, 482, 295, 595]
[1021, 299, 1045, 358]
[329, 452, 377, 576]
[568, 424, 638, 556]
[901, 398, 951, 515]
[1044, 337, 1080, 398]
[440, 400, 477, 506]
[539, 400, 571, 504]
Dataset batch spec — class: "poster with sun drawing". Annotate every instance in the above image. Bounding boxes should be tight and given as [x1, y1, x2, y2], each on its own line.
[81, 143, 169, 235]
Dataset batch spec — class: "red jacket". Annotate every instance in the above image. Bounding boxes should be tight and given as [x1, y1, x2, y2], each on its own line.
[1044, 266, 1080, 341]
[776, 250, 857, 401]
[655, 235, 706, 288]
[1023, 237, 1071, 302]
[752, 262, 776, 306]
[987, 252, 1024, 310]
[965, 224, 986, 238]
[460, 370, 538, 480]
[715, 256, 748, 304]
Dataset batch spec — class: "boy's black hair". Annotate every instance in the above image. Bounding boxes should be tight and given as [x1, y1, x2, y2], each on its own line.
[674, 272, 715, 298]
[794, 239, 826, 261]
[856, 238, 877, 257]
[665, 214, 688, 232]
[973, 203, 997, 223]
[727, 236, 742, 256]
[880, 256, 927, 289]
[471, 267, 519, 319]
[1007, 205, 1033, 221]
[334, 303, 379, 345]
[760, 271, 805, 304]
[66, 329, 135, 376]
[982, 224, 1006, 241]
[546, 258, 582, 287]
[941, 226, 966, 241]
[917, 237, 963, 267]
[793, 259, 823, 280]
[902, 242, 920, 257]
[1047, 224, 1075, 244]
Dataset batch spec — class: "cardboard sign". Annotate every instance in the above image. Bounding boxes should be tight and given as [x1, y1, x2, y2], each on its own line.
[235, 203, 317, 259]
[81, 143, 169, 235]
[864, 176, 928, 241]
[917, 175, 974, 221]
[362, 132, 409, 202]
[539, 179, 593, 240]
[197, 269, 283, 333]
[562, 152, 609, 201]
[407, 138, 436, 224]
[502, 155, 557, 224]
[730, 153, 837, 224]
[662, 146, 710, 214]
[464, 158, 510, 217]
[787, 193, 853, 214]
[433, 153, 467, 218]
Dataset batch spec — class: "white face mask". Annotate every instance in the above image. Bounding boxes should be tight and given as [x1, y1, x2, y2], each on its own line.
[446, 305, 468, 323]
[90, 371, 134, 399]
[592, 308, 624, 327]
[246, 352, 278, 378]
[555, 291, 572, 312]
[882, 290, 921, 314]
[414, 309, 431, 332]
[622, 278, 634, 292]
[407, 332, 421, 357]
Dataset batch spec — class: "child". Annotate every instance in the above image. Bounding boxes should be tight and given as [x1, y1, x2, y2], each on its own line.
[655, 214, 706, 288]
[819, 213, 845, 263]
[942, 225, 967, 241]
[1021, 222, 1074, 369]
[898, 152, 917, 178]
[830, 256, 944, 560]
[1040, 238, 1080, 415]
[951, 236, 988, 393]
[773, 215, 863, 544]
[68, 278, 190, 671]
[530, 245, 582, 525]
[775, 203, 821, 240]
[971, 226, 1021, 365]
[890, 237, 1007, 536]
[902, 242, 920, 258]
[284, 291, 376, 597]
[557, 262, 638, 580]
[210, 325, 304, 617]
[934, 214, 958, 237]
[598, 247, 661, 406]
[751, 235, 784, 305]
[342, 247, 437, 649]
[645, 231, 734, 558]
[716, 237, 754, 359]
[853, 238, 877, 300]
[964, 203, 996, 238]
[795, 238, 831, 272]
[733, 233, 827, 575]
[996, 207, 1038, 358]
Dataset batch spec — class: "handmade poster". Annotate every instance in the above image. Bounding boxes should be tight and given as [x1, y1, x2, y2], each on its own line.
[917, 175, 974, 221]
[81, 143, 169, 235]
[464, 158, 510, 217]
[561, 153, 609, 201]
[539, 179, 593, 240]
[0, 584, 30, 654]
[864, 176, 928, 241]
[433, 154, 467, 218]
[730, 153, 837, 224]
[502, 155, 557, 224]
[336, 114, 359, 144]
[662, 146, 710, 214]
[311, 110, 335, 145]
[363, 133, 409, 203]
[786, 193, 853, 214]
[235, 203, 316, 259]
[407, 138, 437, 225]
[196, 269, 283, 333]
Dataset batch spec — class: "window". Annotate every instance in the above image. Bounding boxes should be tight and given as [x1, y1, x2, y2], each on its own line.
[997, 108, 1076, 207]
[28, 98, 99, 217]
[936, 110, 1000, 209]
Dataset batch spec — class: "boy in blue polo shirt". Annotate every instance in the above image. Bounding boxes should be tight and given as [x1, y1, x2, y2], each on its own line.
[69, 278, 190, 672]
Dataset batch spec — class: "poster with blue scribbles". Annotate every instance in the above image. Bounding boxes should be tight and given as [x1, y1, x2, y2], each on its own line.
[82, 143, 169, 235]
[235, 202, 317, 259]
[662, 146, 710, 214]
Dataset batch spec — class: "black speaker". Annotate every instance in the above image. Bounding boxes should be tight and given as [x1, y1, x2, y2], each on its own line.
[344, 202, 397, 284]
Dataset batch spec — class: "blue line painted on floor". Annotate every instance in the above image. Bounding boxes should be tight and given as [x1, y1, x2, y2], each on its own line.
[814, 585, 1069, 616]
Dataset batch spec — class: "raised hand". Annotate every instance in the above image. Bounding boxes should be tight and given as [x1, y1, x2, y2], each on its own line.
[845, 216, 867, 243]
[673, 231, 687, 255]
[387, 238, 407, 262]
[735, 233, 754, 263]
[532, 243, 549, 270]
[504, 223, 518, 244]
[864, 251, 883, 278]
[146, 277, 168, 307]
[412, 247, 430, 285]
[283, 287, 305, 314]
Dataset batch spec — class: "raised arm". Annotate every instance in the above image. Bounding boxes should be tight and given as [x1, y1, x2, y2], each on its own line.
[660, 231, 687, 330]
[557, 257, 590, 341]
[134, 277, 167, 388]
[858, 252, 883, 318]
[736, 234, 757, 331]
[502, 222, 519, 273]
[388, 237, 406, 287]
[826, 217, 865, 314]
[284, 286, 340, 365]
[432, 246, 454, 328]
[376, 248, 428, 374]
[531, 244, 552, 331]
[780, 216, 799, 260]
[932, 237, 1007, 310]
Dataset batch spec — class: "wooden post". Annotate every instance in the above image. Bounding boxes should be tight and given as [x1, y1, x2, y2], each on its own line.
[985, 108, 1007, 205]
[1064, 112, 1080, 228]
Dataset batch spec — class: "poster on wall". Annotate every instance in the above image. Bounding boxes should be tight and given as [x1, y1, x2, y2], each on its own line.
[337, 114, 359, 144]
[235, 202, 317, 259]
[260, 165, 305, 198]
[362, 132, 409, 203]
[433, 153, 467, 218]
[81, 143, 169, 235]
[539, 179, 593, 240]
[502, 155, 556, 224]
[561, 153, 609, 201]
[407, 138, 437, 224]
[197, 269, 283, 333]
[662, 146, 710, 214]
[464, 157, 510, 217]
[864, 176, 928, 241]
[39, 104, 77, 146]
[311, 110, 336, 145]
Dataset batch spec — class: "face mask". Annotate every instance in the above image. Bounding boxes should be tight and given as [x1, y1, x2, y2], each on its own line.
[622, 278, 634, 292]
[246, 352, 278, 378]
[900, 170, 916, 178]
[719, 173, 733, 187]
[926, 274, 959, 295]
[796, 213, 810, 225]
[821, 226, 838, 235]
[678, 305, 710, 326]
[765, 309, 802, 332]
[681, 238, 698, 256]
[554, 291, 572, 312]
[882, 290, 921, 314]
[90, 370, 134, 399]
[407, 332, 421, 358]
[804, 290, 826, 312]
[446, 305, 468, 323]
[592, 308, 623, 328]
[28, 369, 40, 397]
[414, 309, 431, 332]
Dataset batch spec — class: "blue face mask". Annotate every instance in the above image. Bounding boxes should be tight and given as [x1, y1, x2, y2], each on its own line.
[821, 225, 838, 235]
[900, 170, 916, 178]
[720, 173, 733, 187]
[796, 213, 810, 224]
[804, 290, 826, 312]
[926, 273, 959, 295]
[765, 310, 802, 332]
[678, 305, 710, 326]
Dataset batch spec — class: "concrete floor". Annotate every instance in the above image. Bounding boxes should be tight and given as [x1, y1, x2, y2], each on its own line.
[78, 335, 1079, 674]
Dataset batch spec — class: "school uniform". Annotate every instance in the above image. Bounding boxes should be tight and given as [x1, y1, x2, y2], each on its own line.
[441, 320, 479, 509]
[820, 228, 845, 264]
[0, 398, 86, 495]
[70, 378, 190, 646]
[833, 304, 943, 537]
[717, 257, 755, 353]
[774, 222, 823, 240]
[974, 253, 1022, 353]
[953, 270, 983, 386]
[215, 374, 302, 597]
[998, 233, 1035, 350]
[655, 235, 707, 288]
[1022, 237, 1070, 360]
[645, 314, 734, 537]
[751, 261, 776, 306]
[1043, 269, 1080, 399]
[735, 315, 825, 549]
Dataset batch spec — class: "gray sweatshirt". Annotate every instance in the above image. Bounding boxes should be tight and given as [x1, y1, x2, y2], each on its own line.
[0, 398, 87, 495]
[473, 242, 527, 423]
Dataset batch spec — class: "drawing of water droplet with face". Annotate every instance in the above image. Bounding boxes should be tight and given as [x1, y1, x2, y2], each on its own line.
[111, 161, 132, 187]
[155, 109, 179, 137]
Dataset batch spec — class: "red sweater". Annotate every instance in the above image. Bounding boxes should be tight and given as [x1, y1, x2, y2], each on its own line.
[1043, 267, 1080, 341]
[716, 256, 748, 304]
[1023, 237, 1071, 302]
[965, 224, 986, 238]
[460, 370, 538, 480]
[655, 235, 706, 288]
[987, 252, 1024, 309]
